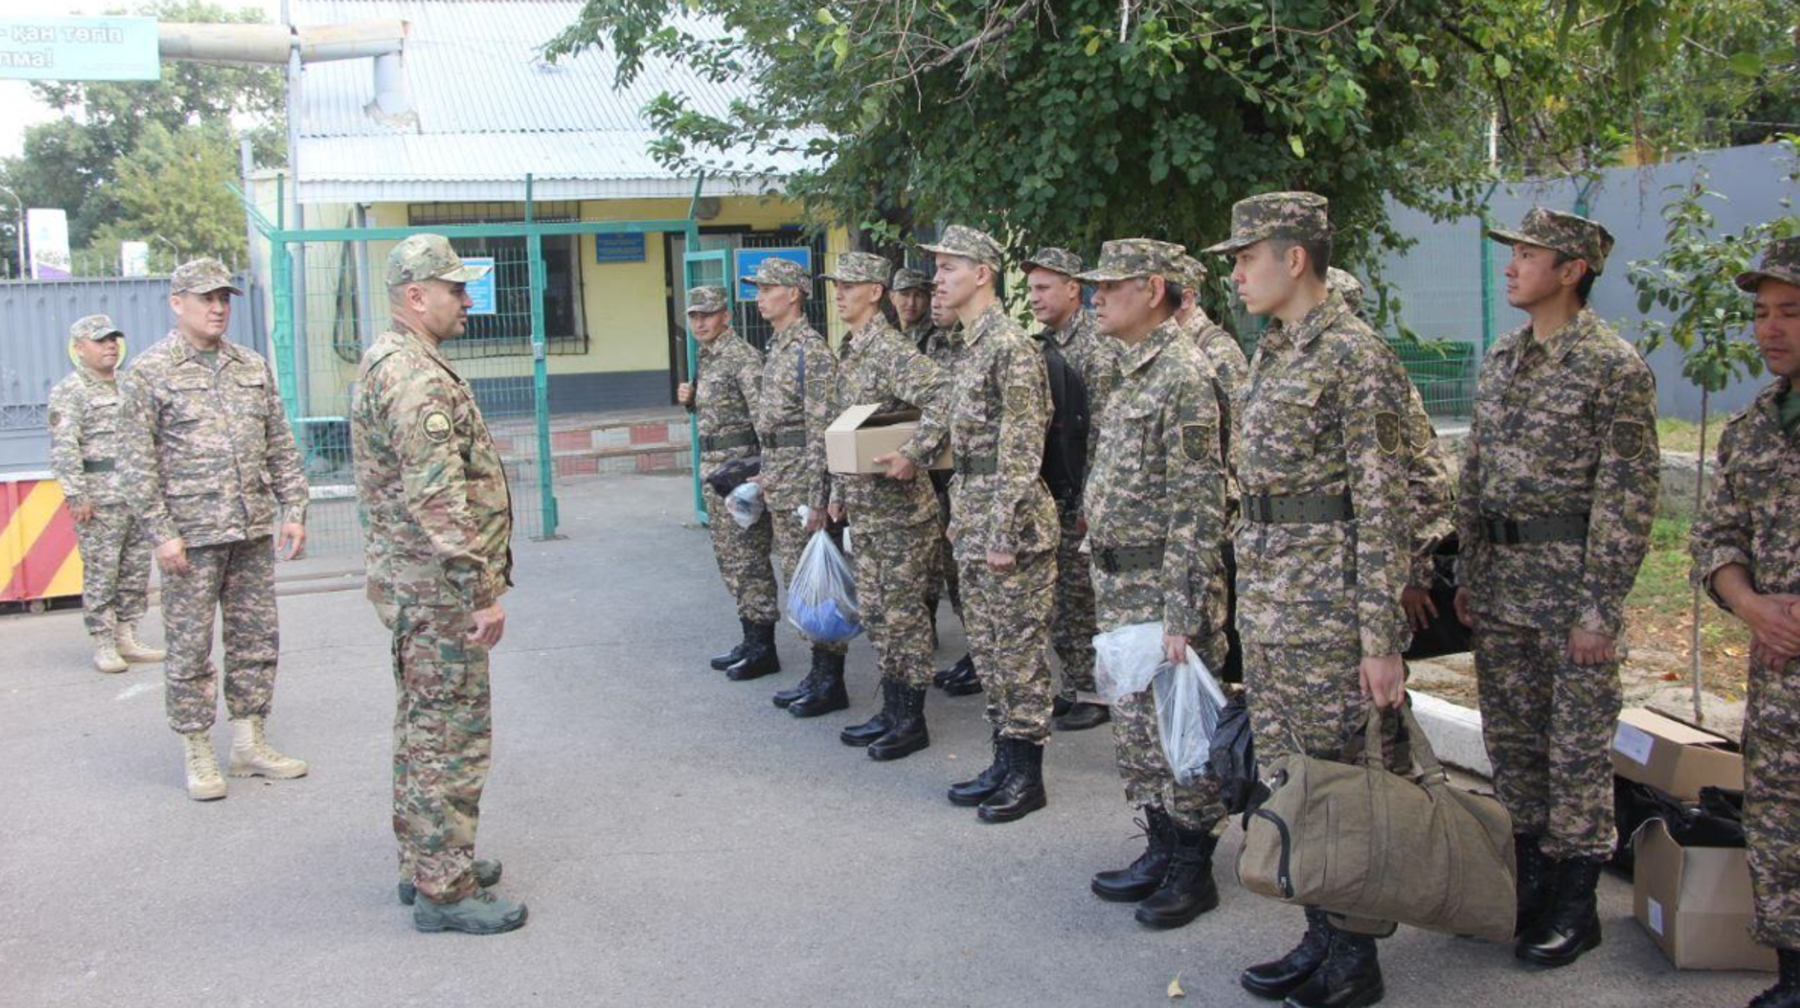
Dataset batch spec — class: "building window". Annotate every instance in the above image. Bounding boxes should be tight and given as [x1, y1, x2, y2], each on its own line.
[405, 203, 589, 358]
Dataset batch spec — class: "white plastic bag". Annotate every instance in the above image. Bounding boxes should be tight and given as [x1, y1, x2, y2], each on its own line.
[726, 481, 764, 528]
[786, 530, 863, 643]
[1153, 650, 1229, 786]
[1092, 622, 1166, 704]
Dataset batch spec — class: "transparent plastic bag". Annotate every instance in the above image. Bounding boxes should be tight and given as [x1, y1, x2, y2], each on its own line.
[1153, 650, 1229, 786]
[786, 530, 863, 643]
[725, 481, 764, 529]
[1092, 621, 1166, 704]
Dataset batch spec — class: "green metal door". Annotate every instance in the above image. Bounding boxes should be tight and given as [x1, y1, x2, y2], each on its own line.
[682, 250, 730, 524]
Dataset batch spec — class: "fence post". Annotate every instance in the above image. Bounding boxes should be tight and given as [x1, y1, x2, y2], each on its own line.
[270, 240, 299, 421]
[524, 177, 558, 538]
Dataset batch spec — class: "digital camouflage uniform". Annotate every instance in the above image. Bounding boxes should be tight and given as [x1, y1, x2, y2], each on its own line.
[351, 234, 515, 905]
[1691, 237, 1800, 950]
[1459, 211, 1659, 861]
[918, 321, 965, 623]
[49, 316, 154, 643]
[687, 286, 779, 626]
[1077, 241, 1230, 832]
[118, 261, 308, 735]
[823, 253, 951, 690]
[746, 258, 847, 656]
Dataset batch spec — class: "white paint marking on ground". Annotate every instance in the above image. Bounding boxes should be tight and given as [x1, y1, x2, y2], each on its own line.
[115, 681, 157, 702]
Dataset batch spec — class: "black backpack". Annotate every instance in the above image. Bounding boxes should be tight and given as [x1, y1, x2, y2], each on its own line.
[1040, 341, 1091, 503]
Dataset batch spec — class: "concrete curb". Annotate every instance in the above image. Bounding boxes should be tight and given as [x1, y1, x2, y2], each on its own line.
[1413, 690, 1492, 778]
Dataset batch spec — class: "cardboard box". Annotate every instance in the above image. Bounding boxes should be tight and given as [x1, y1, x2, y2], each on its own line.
[825, 404, 951, 475]
[1632, 819, 1776, 972]
[1610, 707, 1743, 801]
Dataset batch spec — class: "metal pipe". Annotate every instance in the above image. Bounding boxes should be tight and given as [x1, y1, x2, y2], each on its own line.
[156, 20, 405, 65]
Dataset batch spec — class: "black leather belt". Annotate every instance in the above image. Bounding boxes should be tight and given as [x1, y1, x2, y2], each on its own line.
[1242, 491, 1352, 524]
[954, 455, 997, 476]
[768, 428, 806, 449]
[1093, 543, 1165, 574]
[699, 430, 758, 452]
[82, 459, 115, 473]
[1482, 513, 1589, 545]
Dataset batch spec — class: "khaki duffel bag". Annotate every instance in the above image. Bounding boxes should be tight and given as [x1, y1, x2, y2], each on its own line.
[1236, 701, 1517, 942]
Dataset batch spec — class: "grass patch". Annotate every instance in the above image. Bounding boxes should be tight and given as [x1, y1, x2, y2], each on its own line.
[1623, 512, 1752, 695]
[1655, 416, 1731, 456]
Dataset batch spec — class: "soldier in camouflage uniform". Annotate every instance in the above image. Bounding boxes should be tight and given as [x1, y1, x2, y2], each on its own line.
[351, 234, 523, 935]
[119, 258, 310, 803]
[819, 252, 951, 760]
[1690, 236, 1800, 1008]
[744, 257, 849, 714]
[922, 282, 980, 696]
[1453, 210, 1658, 969]
[1206, 193, 1414, 1007]
[1023, 246, 1116, 732]
[677, 286, 781, 680]
[48, 315, 164, 673]
[892, 267, 934, 354]
[923, 225, 1060, 824]
[1075, 240, 1231, 930]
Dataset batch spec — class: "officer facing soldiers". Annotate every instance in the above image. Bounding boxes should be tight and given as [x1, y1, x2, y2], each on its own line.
[49, 315, 165, 673]
[745, 257, 849, 713]
[1076, 240, 1231, 930]
[1454, 209, 1658, 969]
[1692, 236, 1800, 1008]
[1023, 246, 1115, 732]
[677, 286, 781, 679]
[1207, 193, 1414, 1007]
[924, 224, 1060, 823]
[119, 258, 309, 802]
[820, 252, 951, 760]
[351, 234, 522, 935]
[923, 279, 980, 697]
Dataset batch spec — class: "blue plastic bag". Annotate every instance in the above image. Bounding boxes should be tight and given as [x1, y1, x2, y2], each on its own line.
[786, 530, 863, 643]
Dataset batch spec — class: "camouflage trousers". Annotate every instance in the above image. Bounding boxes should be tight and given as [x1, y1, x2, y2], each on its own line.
[1112, 633, 1231, 832]
[381, 603, 491, 905]
[707, 498, 779, 624]
[1051, 506, 1098, 696]
[765, 490, 847, 656]
[1744, 653, 1800, 948]
[957, 543, 1056, 743]
[850, 519, 938, 690]
[1473, 620, 1621, 860]
[73, 504, 153, 638]
[162, 536, 278, 735]
[924, 485, 961, 625]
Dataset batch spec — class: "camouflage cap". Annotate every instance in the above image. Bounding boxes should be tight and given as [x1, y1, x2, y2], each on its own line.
[1074, 238, 1187, 284]
[918, 225, 1004, 272]
[1022, 247, 1084, 278]
[69, 313, 124, 342]
[386, 233, 492, 287]
[1202, 191, 1332, 255]
[739, 256, 812, 290]
[1175, 253, 1208, 290]
[891, 267, 932, 292]
[1735, 236, 1800, 292]
[820, 251, 895, 286]
[169, 257, 243, 296]
[1488, 208, 1615, 276]
[686, 285, 729, 314]
[1325, 267, 1366, 313]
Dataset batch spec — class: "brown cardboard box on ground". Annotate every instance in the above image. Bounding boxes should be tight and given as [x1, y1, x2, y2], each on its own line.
[1610, 707, 1744, 801]
[825, 404, 951, 475]
[1632, 819, 1776, 972]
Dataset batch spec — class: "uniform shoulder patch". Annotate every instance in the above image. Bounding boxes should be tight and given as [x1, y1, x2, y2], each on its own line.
[1181, 421, 1216, 462]
[1407, 414, 1433, 451]
[1374, 411, 1402, 455]
[1610, 419, 1648, 461]
[421, 409, 453, 444]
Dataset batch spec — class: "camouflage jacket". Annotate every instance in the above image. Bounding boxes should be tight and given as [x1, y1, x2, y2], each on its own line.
[1041, 307, 1122, 420]
[48, 367, 126, 506]
[754, 318, 837, 511]
[906, 321, 935, 357]
[118, 333, 308, 548]
[948, 302, 1058, 556]
[1186, 311, 1249, 421]
[1233, 292, 1413, 656]
[351, 326, 513, 612]
[827, 318, 950, 530]
[1085, 318, 1227, 638]
[1404, 383, 1457, 587]
[1691, 377, 1800, 614]
[1456, 309, 1658, 635]
[694, 328, 764, 469]
[920, 323, 963, 370]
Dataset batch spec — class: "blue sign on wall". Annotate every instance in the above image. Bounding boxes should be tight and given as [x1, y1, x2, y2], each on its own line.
[594, 233, 646, 263]
[735, 247, 813, 301]
[464, 257, 496, 315]
[0, 17, 160, 81]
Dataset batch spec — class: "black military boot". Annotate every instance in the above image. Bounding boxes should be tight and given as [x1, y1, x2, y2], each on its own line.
[1134, 824, 1220, 928]
[1514, 833, 1551, 938]
[1748, 948, 1800, 1008]
[977, 738, 1047, 823]
[868, 683, 929, 761]
[840, 679, 898, 745]
[1517, 856, 1604, 967]
[725, 622, 781, 681]
[1091, 807, 1175, 903]
[1052, 692, 1111, 732]
[771, 652, 826, 709]
[1241, 907, 1332, 1000]
[947, 729, 1008, 806]
[711, 617, 754, 671]
[787, 650, 848, 717]
[936, 654, 981, 695]
[1283, 925, 1384, 1008]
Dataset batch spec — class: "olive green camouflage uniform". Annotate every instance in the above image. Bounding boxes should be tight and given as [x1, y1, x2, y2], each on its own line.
[119, 260, 308, 735]
[352, 234, 515, 905]
[918, 322, 965, 623]
[1459, 210, 1659, 861]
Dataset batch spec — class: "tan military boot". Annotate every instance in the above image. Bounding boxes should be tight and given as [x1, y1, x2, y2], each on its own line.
[228, 716, 309, 779]
[115, 624, 167, 663]
[92, 636, 128, 674]
[182, 732, 227, 801]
